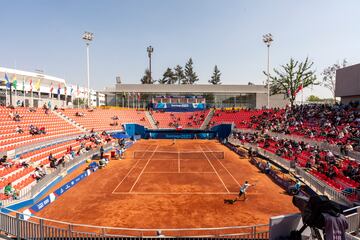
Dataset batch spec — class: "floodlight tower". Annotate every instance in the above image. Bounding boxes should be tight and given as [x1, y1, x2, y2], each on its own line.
[82, 31, 94, 107]
[147, 46, 154, 82]
[262, 33, 273, 109]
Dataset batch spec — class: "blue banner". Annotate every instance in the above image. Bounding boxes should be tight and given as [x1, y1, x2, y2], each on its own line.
[28, 170, 91, 214]
[54, 171, 88, 197]
[148, 132, 214, 139]
[154, 103, 206, 112]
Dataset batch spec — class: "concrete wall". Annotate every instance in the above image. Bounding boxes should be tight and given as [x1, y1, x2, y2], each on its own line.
[256, 93, 288, 109]
[340, 95, 360, 104]
[336, 63, 360, 98]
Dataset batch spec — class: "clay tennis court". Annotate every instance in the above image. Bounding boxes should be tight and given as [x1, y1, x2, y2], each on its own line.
[35, 139, 297, 236]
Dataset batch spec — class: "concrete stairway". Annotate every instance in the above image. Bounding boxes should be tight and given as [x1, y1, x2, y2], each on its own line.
[53, 110, 87, 132]
[200, 109, 214, 129]
[145, 111, 158, 129]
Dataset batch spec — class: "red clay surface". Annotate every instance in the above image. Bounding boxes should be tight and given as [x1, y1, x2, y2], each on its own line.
[35, 139, 297, 235]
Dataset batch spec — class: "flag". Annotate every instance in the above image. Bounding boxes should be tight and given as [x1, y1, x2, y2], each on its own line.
[50, 82, 54, 93]
[35, 79, 41, 91]
[70, 86, 74, 95]
[64, 84, 67, 95]
[5, 73, 10, 89]
[76, 85, 80, 96]
[29, 79, 33, 92]
[138, 92, 141, 100]
[57, 83, 61, 95]
[294, 83, 303, 96]
[12, 75, 17, 90]
[22, 80, 25, 92]
[286, 88, 291, 98]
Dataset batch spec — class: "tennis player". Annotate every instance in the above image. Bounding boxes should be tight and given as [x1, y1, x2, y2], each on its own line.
[238, 181, 254, 200]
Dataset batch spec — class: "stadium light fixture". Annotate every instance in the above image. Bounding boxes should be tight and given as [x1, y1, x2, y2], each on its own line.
[82, 31, 94, 107]
[263, 33, 273, 109]
[147, 46, 154, 83]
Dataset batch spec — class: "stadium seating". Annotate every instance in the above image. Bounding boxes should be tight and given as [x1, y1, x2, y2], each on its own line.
[232, 131, 360, 201]
[0, 134, 114, 201]
[0, 107, 82, 152]
[58, 108, 151, 132]
[210, 105, 359, 152]
[208, 109, 267, 128]
[150, 110, 209, 129]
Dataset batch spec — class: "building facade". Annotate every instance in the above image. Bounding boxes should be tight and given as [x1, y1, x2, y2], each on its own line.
[336, 63, 360, 104]
[102, 83, 288, 109]
[0, 67, 105, 108]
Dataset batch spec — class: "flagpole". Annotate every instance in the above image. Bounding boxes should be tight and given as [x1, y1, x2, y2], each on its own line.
[5, 88, 8, 106]
[15, 89, 17, 106]
[127, 93, 129, 109]
[23, 76, 25, 106]
[132, 92, 135, 109]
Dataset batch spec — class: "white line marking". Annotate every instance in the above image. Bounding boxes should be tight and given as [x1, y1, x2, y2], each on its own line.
[178, 145, 180, 173]
[112, 192, 239, 195]
[112, 145, 152, 194]
[200, 145, 230, 193]
[204, 144, 241, 187]
[142, 172, 216, 174]
[129, 145, 159, 192]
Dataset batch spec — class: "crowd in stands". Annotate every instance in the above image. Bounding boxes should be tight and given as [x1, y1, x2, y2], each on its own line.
[232, 131, 360, 200]
[0, 130, 114, 201]
[216, 103, 359, 153]
[150, 110, 208, 128]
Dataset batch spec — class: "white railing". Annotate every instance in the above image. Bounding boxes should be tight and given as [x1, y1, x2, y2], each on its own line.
[0, 207, 269, 238]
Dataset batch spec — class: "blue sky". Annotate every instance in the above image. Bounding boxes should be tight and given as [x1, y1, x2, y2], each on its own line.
[0, 0, 359, 99]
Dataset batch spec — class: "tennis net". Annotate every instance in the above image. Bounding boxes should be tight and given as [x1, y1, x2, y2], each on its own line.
[133, 151, 225, 160]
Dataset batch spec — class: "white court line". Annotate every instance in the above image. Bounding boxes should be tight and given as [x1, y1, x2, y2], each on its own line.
[199, 145, 230, 193]
[112, 192, 239, 195]
[129, 145, 159, 192]
[142, 172, 216, 174]
[204, 144, 241, 187]
[177, 144, 180, 173]
[111, 144, 153, 194]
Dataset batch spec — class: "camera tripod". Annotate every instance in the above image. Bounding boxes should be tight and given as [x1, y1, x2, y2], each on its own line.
[291, 224, 324, 240]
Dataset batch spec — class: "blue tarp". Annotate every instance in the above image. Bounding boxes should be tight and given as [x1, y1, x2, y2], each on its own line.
[111, 133, 130, 139]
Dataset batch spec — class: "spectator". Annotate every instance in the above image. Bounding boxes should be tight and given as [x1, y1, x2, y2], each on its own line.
[4, 183, 19, 200]
[34, 167, 46, 181]
[15, 125, 23, 133]
[100, 146, 104, 159]
[0, 155, 12, 168]
[48, 153, 57, 169]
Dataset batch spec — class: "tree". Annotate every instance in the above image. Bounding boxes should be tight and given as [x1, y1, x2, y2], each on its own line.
[264, 57, 318, 107]
[140, 69, 155, 84]
[174, 65, 185, 84]
[158, 68, 176, 84]
[208, 65, 221, 85]
[307, 95, 321, 102]
[183, 58, 199, 84]
[321, 59, 347, 103]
